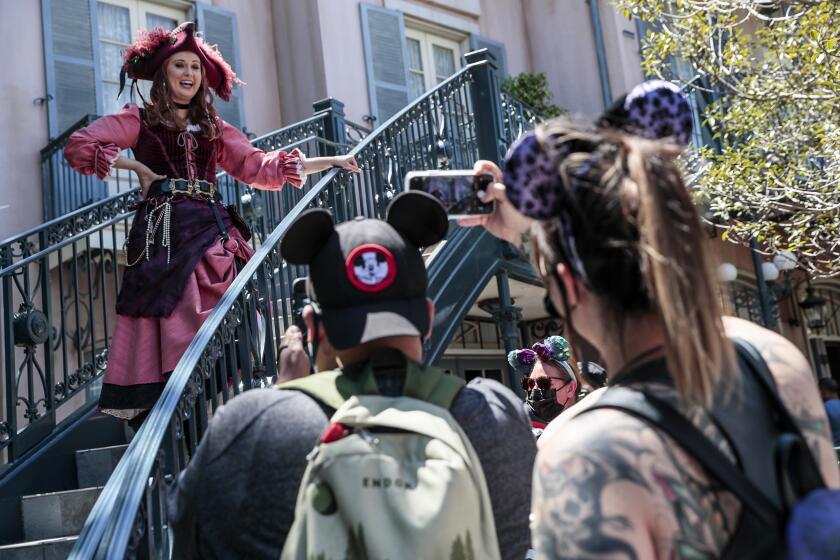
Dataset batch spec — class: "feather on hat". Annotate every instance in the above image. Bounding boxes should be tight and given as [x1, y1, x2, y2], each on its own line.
[119, 22, 239, 101]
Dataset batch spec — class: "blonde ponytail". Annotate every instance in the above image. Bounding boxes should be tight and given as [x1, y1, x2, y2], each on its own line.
[626, 138, 735, 404]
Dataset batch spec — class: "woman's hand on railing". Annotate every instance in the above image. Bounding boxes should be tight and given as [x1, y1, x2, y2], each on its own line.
[457, 160, 532, 247]
[331, 154, 361, 173]
[301, 154, 361, 176]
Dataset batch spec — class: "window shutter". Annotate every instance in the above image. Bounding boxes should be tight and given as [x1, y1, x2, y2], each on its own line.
[469, 35, 507, 78]
[196, 4, 245, 130]
[41, 0, 102, 137]
[360, 3, 411, 125]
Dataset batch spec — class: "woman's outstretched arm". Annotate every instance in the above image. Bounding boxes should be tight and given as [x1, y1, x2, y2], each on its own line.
[216, 119, 359, 190]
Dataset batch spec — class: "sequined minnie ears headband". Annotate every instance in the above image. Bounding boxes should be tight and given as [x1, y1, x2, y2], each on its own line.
[507, 336, 575, 380]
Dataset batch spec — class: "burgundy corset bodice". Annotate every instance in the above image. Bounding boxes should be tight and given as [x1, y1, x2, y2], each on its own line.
[131, 111, 218, 183]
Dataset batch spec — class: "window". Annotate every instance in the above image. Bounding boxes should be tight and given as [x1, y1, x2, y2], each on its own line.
[404, 28, 461, 99]
[97, 4, 131, 117]
[96, 1, 186, 116]
[464, 369, 504, 383]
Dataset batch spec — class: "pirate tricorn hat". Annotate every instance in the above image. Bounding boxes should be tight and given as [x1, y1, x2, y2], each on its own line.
[119, 22, 239, 101]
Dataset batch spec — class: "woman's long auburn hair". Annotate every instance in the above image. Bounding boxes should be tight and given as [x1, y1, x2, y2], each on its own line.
[531, 121, 735, 405]
[144, 59, 220, 139]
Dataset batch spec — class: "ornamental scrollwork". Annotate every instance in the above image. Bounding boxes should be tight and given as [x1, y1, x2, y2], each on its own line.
[529, 318, 564, 340]
[125, 497, 147, 560]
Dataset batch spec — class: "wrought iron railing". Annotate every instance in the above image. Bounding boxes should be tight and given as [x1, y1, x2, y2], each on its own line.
[71, 49, 538, 558]
[41, 115, 115, 221]
[813, 285, 840, 338]
[500, 89, 543, 147]
[2, 111, 342, 465]
[345, 118, 372, 145]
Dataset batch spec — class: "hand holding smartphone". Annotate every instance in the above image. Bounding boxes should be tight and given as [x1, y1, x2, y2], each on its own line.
[405, 170, 494, 219]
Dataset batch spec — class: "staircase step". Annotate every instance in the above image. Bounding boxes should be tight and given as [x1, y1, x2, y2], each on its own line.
[0, 535, 77, 560]
[20, 487, 102, 541]
[74, 444, 128, 488]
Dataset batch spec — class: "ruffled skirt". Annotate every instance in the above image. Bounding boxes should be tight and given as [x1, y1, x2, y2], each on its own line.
[99, 233, 253, 420]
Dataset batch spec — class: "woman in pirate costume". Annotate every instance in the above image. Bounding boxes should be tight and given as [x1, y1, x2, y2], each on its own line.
[65, 22, 359, 426]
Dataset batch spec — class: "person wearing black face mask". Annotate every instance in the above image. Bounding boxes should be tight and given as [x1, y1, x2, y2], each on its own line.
[508, 337, 578, 438]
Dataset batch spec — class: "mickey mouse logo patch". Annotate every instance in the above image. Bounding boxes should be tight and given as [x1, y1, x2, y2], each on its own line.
[345, 244, 397, 293]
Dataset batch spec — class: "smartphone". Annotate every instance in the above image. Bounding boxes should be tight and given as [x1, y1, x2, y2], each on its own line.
[405, 170, 494, 219]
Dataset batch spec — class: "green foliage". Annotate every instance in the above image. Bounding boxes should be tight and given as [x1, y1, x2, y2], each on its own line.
[502, 72, 566, 118]
[614, 0, 840, 277]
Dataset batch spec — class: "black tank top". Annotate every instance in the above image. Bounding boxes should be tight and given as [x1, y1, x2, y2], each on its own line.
[611, 351, 786, 558]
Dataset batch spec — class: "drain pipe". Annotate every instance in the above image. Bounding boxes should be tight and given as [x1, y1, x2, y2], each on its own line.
[587, 0, 612, 108]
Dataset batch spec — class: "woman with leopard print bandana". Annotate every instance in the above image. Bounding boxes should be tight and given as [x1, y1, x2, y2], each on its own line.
[460, 81, 840, 559]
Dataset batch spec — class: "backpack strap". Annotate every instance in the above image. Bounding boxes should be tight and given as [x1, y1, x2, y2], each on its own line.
[731, 338, 827, 495]
[402, 360, 464, 410]
[278, 369, 378, 412]
[732, 339, 816, 443]
[277, 356, 465, 412]
[579, 387, 783, 531]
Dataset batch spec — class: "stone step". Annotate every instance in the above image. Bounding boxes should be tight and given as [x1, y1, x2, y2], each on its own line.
[74, 444, 128, 488]
[0, 535, 77, 560]
[20, 487, 102, 541]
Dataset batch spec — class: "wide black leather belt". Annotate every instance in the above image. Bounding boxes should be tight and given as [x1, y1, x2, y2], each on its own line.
[146, 177, 229, 242]
[150, 178, 217, 198]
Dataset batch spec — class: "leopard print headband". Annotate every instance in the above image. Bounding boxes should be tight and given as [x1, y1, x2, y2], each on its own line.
[502, 79, 693, 221]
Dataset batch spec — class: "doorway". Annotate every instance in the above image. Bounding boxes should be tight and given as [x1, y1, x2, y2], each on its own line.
[826, 341, 840, 386]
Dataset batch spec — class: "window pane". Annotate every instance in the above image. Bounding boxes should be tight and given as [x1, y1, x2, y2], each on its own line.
[484, 369, 503, 383]
[99, 42, 125, 82]
[101, 82, 124, 119]
[433, 44, 455, 83]
[97, 3, 130, 42]
[147, 13, 177, 30]
[464, 370, 482, 383]
[409, 72, 425, 99]
[407, 38, 423, 72]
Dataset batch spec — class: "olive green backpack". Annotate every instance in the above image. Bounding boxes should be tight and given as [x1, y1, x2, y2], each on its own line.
[278, 358, 501, 560]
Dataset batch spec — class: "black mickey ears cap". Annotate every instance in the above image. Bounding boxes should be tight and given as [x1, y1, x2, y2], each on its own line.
[280, 208, 335, 265]
[279, 193, 447, 350]
[386, 190, 448, 247]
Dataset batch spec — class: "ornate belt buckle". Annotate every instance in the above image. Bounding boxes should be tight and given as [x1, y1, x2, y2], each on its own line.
[187, 178, 197, 196]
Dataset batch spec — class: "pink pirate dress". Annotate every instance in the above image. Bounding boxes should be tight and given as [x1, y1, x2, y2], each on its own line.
[65, 104, 303, 420]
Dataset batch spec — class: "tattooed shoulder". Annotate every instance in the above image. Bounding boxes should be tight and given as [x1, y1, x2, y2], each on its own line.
[533, 409, 735, 560]
[533, 411, 652, 560]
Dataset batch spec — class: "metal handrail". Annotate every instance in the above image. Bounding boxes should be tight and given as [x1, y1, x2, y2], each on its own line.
[73, 52, 544, 557]
[2, 190, 134, 253]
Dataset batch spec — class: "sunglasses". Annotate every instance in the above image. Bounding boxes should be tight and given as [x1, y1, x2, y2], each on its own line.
[521, 375, 568, 392]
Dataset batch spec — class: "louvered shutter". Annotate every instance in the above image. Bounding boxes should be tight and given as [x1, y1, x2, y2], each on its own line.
[360, 3, 411, 125]
[469, 35, 507, 77]
[42, 0, 102, 137]
[197, 4, 245, 130]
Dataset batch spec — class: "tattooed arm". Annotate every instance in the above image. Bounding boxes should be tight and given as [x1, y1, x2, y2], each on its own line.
[533, 409, 734, 560]
[723, 316, 840, 487]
